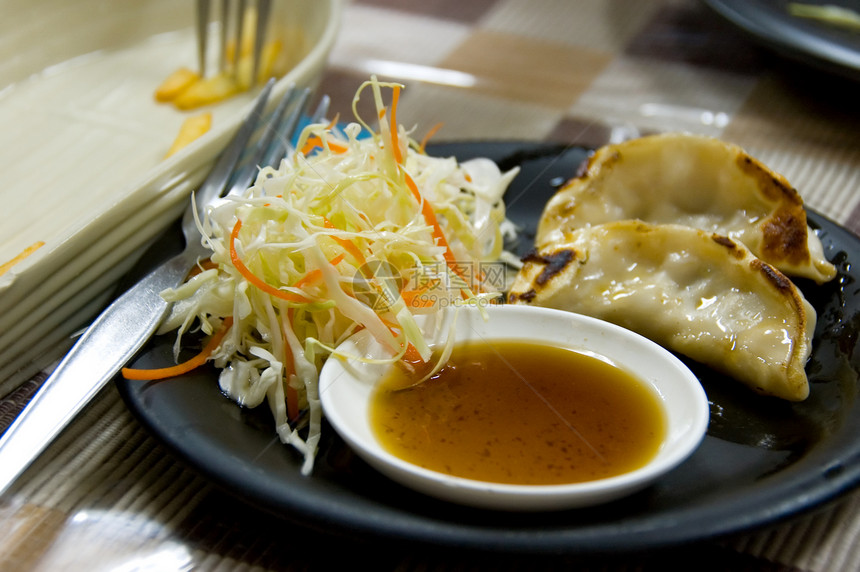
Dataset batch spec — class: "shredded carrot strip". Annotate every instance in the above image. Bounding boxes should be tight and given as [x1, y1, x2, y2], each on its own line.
[374, 321, 421, 364]
[400, 288, 436, 309]
[332, 235, 366, 264]
[293, 268, 322, 290]
[403, 342, 425, 364]
[292, 253, 345, 291]
[328, 252, 347, 267]
[399, 266, 445, 309]
[0, 241, 45, 277]
[380, 86, 466, 287]
[419, 122, 444, 153]
[324, 116, 340, 130]
[122, 317, 234, 380]
[401, 169, 462, 275]
[230, 220, 314, 303]
[301, 136, 319, 155]
[323, 218, 368, 266]
[301, 135, 348, 155]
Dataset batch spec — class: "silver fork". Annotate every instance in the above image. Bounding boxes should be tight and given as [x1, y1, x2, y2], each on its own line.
[196, 0, 273, 84]
[0, 80, 328, 497]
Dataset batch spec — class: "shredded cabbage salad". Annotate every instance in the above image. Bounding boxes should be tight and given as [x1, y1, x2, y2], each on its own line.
[148, 78, 519, 473]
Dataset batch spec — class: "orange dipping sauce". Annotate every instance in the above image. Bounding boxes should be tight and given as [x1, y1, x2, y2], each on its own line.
[370, 340, 666, 485]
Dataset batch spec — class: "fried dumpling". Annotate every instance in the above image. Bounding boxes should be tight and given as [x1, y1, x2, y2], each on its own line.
[508, 221, 816, 401]
[537, 133, 836, 284]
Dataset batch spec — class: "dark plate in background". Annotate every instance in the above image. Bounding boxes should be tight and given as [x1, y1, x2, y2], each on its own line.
[703, 0, 860, 81]
[116, 141, 860, 554]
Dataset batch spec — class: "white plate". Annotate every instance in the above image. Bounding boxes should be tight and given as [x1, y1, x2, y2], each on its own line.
[0, 0, 342, 394]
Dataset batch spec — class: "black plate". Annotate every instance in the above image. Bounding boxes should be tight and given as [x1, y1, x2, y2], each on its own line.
[116, 141, 860, 554]
[703, 0, 860, 81]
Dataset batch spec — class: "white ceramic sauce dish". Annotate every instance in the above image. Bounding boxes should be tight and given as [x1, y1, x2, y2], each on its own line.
[319, 304, 709, 511]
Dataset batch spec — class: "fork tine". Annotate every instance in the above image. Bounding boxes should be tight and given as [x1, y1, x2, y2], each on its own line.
[252, 0, 272, 84]
[199, 0, 268, 83]
[261, 88, 311, 172]
[188, 79, 275, 217]
[233, 0, 248, 80]
[309, 94, 331, 125]
[225, 85, 318, 196]
[195, 0, 211, 77]
[219, 0, 231, 74]
[225, 84, 296, 194]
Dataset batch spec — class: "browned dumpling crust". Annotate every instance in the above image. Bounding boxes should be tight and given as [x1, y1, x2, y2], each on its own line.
[509, 222, 815, 401]
[537, 133, 836, 284]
